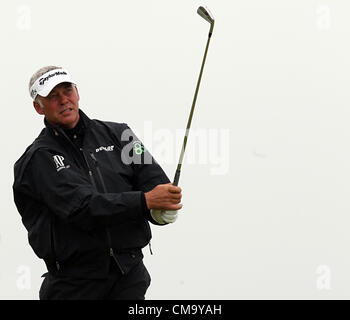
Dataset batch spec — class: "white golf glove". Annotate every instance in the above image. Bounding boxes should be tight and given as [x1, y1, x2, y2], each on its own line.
[150, 209, 178, 224]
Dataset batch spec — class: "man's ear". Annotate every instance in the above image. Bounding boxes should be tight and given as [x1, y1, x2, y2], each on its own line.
[74, 85, 80, 101]
[33, 100, 44, 115]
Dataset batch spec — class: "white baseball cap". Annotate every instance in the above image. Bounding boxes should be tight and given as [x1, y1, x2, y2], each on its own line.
[29, 68, 76, 100]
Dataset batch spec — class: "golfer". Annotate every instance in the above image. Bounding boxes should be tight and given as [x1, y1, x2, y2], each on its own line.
[13, 66, 182, 300]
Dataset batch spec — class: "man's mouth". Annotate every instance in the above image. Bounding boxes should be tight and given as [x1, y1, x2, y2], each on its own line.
[61, 107, 73, 114]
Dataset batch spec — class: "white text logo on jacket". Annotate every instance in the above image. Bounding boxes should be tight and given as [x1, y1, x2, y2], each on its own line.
[53, 155, 70, 172]
[96, 145, 114, 153]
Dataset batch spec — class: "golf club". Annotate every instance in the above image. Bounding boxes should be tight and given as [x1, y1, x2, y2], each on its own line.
[173, 6, 215, 186]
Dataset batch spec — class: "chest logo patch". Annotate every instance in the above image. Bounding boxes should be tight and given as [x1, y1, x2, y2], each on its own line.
[53, 155, 70, 172]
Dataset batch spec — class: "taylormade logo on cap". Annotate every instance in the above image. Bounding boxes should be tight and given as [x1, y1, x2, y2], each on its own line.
[29, 68, 76, 100]
[39, 71, 67, 86]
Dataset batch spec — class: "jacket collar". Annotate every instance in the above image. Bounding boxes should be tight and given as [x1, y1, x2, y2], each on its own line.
[44, 109, 92, 137]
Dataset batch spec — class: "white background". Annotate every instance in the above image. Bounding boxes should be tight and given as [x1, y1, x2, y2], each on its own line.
[1, 0, 350, 299]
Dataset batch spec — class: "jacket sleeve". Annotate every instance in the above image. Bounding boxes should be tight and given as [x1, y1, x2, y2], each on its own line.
[117, 124, 171, 225]
[18, 148, 147, 231]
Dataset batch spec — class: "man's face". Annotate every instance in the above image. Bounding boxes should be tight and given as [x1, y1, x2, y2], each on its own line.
[33, 82, 80, 129]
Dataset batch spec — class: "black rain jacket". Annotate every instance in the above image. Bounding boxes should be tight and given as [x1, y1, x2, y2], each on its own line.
[13, 109, 170, 279]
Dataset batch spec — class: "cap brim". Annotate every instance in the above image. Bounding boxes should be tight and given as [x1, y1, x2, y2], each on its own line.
[38, 77, 76, 98]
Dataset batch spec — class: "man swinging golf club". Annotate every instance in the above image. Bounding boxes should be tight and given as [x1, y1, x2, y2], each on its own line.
[12, 6, 214, 300]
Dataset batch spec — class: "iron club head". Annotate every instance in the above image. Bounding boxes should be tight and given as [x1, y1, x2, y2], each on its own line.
[197, 6, 214, 35]
[197, 6, 215, 24]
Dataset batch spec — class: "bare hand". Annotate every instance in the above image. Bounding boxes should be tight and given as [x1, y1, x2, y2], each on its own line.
[144, 183, 182, 211]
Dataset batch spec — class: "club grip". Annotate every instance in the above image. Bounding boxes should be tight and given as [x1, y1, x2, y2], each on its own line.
[173, 169, 181, 186]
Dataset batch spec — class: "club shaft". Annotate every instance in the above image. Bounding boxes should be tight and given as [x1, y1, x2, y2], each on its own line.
[173, 33, 212, 186]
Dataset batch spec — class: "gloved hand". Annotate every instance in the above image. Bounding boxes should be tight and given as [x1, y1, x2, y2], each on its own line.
[150, 209, 178, 224]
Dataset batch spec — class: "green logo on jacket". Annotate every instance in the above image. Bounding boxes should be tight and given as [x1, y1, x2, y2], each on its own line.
[133, 141, 144, 155]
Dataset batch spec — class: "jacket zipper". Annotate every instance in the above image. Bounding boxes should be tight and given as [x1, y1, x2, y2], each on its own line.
[90, 152, 125, 275]
[80, 150, 97, 188]
[90, 153, 107, 191]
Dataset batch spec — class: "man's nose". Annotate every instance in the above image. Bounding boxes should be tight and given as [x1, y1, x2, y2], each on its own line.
[58, 92, 69, 104]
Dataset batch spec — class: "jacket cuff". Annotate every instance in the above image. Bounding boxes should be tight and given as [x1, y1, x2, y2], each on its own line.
[140, 192, 150, 218]
[141, 192, 165, 225]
